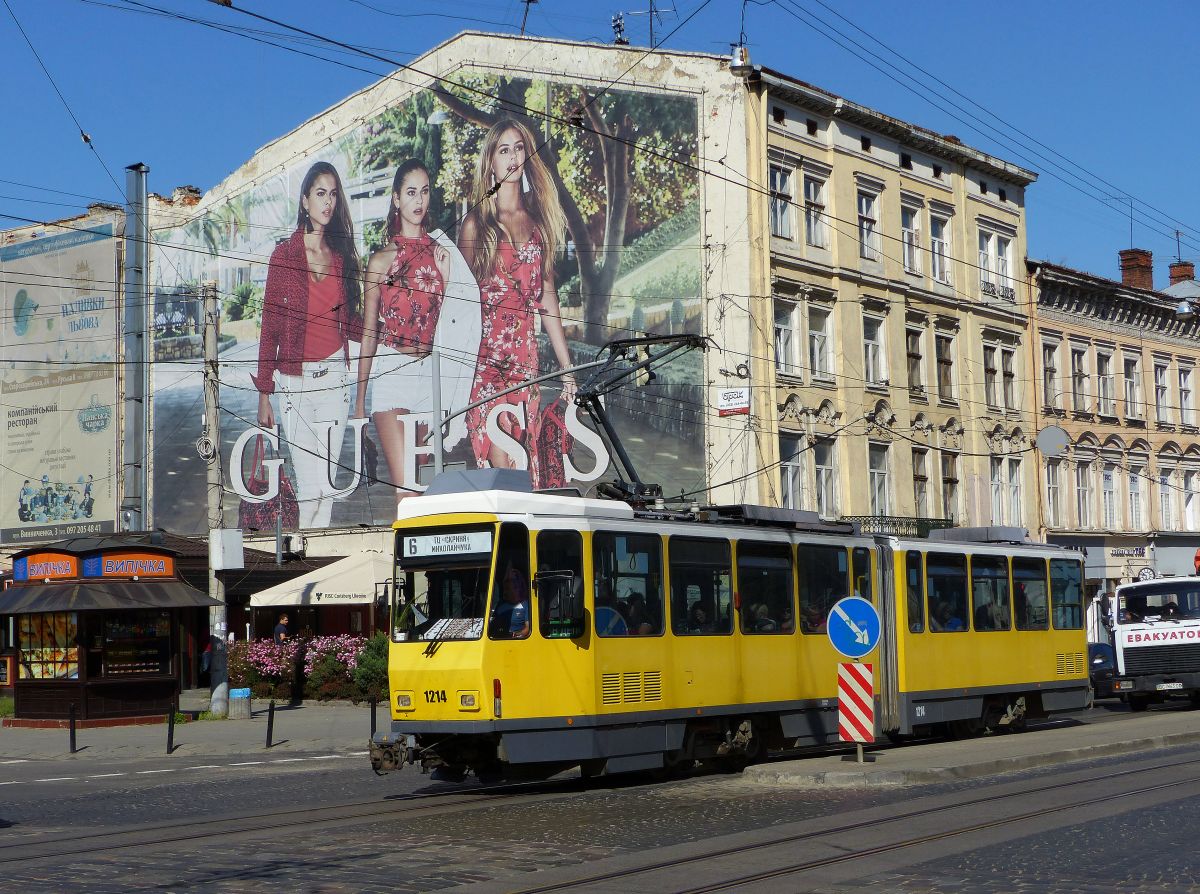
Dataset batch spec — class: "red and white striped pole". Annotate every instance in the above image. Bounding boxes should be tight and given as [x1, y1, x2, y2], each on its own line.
[838, 661, 874, 763]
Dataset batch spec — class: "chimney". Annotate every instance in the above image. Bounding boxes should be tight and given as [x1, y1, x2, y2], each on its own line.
[1119, 248, 1154, 290]
[1170, 261, 1196, 286]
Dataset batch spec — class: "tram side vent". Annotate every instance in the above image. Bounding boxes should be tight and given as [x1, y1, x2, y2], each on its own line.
[601, 671, 662, 704]
[643, 671, 662, 702]
[602, 674, 621, 705]
[1056, 651, 1084, 676]
[623, 672, 642, 703]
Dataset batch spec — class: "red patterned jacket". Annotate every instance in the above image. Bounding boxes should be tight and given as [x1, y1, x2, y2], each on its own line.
[253, 229, 357, 394]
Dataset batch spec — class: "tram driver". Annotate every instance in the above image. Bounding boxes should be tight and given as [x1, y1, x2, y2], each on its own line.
[490, 563, 531, 639]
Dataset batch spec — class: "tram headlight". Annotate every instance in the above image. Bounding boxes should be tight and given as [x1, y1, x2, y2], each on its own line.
[396, 691, 415, 711]
[458, 690, 480, 712]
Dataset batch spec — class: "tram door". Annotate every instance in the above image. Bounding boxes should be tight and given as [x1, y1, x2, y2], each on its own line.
[532, 530, 591, 717]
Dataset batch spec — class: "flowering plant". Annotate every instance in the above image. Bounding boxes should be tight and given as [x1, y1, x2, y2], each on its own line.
[302, 635, 367, 677]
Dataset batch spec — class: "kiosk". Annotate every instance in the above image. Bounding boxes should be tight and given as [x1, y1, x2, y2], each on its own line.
[0, 537, 218, 721]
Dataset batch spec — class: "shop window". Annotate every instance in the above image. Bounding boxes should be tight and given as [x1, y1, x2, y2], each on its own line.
[17, 612, 80, 680]
[736, 542, 795, 634]
[669, 537, 732, 635]
[100, 610, 172, 676]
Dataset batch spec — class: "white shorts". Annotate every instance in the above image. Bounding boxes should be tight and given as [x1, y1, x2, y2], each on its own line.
[368, 345, 434, 416]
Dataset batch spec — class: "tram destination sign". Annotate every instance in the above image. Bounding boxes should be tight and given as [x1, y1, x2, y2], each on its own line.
[403, 531, 493, 559]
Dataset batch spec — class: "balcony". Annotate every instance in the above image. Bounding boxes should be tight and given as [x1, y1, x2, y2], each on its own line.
[841, 515, 955, 537]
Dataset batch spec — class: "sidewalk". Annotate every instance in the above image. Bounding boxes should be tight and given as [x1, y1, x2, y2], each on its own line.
[743, 708, 1200, 787]
[0, 699, 382, 761]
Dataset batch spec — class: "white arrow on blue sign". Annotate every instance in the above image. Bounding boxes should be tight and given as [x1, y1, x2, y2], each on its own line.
[827, 596, 881, 659]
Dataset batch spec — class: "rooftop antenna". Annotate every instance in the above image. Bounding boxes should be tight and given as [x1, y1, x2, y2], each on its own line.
[611, 12, 629, 45]
[626, 0, 675, 45]
[1177, 229, 1184, 263]
[520, 0, 537, 36]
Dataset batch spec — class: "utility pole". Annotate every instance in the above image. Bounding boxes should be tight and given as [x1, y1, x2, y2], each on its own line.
[203, 281, 228, 718]
[121, 163, 150, 531]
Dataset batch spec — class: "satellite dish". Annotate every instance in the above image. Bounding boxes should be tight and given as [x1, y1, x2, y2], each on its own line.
[1035, 424, 1070, 457]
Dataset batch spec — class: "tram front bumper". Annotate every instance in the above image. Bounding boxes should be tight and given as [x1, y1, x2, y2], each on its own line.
[369, 732, 416, 775]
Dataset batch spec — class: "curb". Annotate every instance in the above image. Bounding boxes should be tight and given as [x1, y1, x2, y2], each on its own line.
[742, 730, 1200, 787]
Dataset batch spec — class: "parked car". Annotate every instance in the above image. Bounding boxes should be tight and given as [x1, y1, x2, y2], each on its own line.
[1089, 642, 1116, 700]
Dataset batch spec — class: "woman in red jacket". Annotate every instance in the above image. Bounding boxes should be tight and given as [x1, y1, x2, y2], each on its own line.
[253, 161, 362, 528]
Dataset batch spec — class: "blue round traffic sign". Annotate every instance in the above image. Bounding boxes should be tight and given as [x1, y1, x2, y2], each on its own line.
[827, 596, 881, 659]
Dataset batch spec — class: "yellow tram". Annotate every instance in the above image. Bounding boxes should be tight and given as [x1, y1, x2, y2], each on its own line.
[369, 469, 1088, 778]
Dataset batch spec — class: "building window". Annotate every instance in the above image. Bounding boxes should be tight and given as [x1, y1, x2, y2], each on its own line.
[1045, 459, 1061, 528]
[1186, 470, 1198, 531]
[1160, 470, 1176, 531]
[814, 439, 836, 519]
[1002, 347, 1017, 410]
[808, 307, 832, 380]
[863, 317, 886, 385]
[990, 457, 1004, 524]
[1155, 361, 1171, 424]
[860, 135, 872, 152]
[1042, 342, 1060, 409]
[941, 451, 959, 523]
[1102, 464, 1117, 529]
[906, 328, 924, 394]
[988, 456, 1022, 526]
[932, 163, 943, 179]
[803, 175, 828, 248]
[1181, 368, 1194, 426]
[868, 443, 890, 516]
[769, 164, 792, 239]
[978, 231, 1013, 294]
[1075, 461, 1093, 528]
[984, 345, 999, 408]
[1124, 355, 1142, 419]
[773, 299, 799, 376]
[901, 206, 921, 273]
[913, 448, 929, 517]
[1008, 457, 1022, 526]
[1129, 466, 1145, 529]
[935, 333, 955, 401]
[930, 215, 951, 284]
[1096, 351, 1115, 416]
[980, 180, 988, 195]
[1071, 348, 1090, 413]
[806, 118, 818, 136]
[900, 152, 913, 170]
[772, 106, 786, 124]
[858, 191, 880, 260]
[780, 435, 804, 510]
[998, 188, 1007, 204]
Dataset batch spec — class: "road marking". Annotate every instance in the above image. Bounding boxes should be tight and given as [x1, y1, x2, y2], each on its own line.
[347, 751, 368, 757]
[0, 759, 30, 765]
[0, 780, 24, 786]
[86, 773, 126, 779]
[184, 765, 221, 770]
[228, 761, 264, 766]
[269, 758, 306, 763]
[136, 769, 174, 775]
[35, 777, 77, 782]
[308, 755, 338, 760]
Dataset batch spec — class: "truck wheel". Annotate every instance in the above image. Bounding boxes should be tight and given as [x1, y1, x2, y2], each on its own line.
[1128, 694, 1150, 713]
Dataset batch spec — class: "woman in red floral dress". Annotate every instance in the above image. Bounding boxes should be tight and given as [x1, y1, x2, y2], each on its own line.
[458, 118, 575, 485]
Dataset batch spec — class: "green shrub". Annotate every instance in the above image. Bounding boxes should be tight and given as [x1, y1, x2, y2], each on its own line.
[353, 633, 389, 703]
[0, 696, 13, 718]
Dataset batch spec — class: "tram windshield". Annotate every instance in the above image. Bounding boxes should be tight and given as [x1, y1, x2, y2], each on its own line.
[392, 526, 495, 641]
[1117, 582, 1200, 624]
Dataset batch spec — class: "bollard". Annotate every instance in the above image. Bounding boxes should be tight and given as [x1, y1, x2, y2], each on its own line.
[265, 699, 275, 749]
[69, 703, 77, 754]
[370, 696, 377, 739]
[167, 706, 176, 755]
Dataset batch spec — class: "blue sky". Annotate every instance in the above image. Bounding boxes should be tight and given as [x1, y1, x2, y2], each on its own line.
[4, 0, 1198, 286]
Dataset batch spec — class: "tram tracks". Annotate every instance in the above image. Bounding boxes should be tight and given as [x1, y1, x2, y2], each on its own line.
[507, 754, 1200, 893]
[0, 779, 573, 866]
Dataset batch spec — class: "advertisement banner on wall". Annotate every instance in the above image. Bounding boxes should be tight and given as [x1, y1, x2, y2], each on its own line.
[0, 223, 118, 543]
[152, 70, 706, 533]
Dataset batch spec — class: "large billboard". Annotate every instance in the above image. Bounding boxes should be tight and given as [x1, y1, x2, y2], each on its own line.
[0, 223, 118, 542]
[152, 72, 705, 533]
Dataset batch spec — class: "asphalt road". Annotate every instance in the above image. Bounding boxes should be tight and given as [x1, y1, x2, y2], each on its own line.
[1, 700, 1198, 893]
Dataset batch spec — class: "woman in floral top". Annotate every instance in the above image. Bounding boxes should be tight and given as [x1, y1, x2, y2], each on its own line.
[458, 118, 576, 485]
[357, 159, 479, 503]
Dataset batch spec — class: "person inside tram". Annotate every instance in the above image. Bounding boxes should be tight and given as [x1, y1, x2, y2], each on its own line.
[489, 563, 530, 639]
[594, 582, 628, 636]
[624, 592, 654, 635]
[686, 600, 715, 633]
[931, 601, 964, 632]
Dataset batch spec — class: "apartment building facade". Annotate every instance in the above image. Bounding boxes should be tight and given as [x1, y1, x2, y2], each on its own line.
[1030, 252, 1200, 594]
[745, 66, 1038, 531]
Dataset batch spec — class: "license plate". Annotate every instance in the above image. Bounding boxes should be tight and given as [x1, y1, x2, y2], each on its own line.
[1156, 682, 1184, 691]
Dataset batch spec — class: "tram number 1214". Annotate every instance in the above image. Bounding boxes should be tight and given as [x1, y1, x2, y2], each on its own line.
[425, 689, 448, 704]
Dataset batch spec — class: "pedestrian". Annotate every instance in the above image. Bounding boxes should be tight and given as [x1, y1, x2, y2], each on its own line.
[274, 613, 290, 644]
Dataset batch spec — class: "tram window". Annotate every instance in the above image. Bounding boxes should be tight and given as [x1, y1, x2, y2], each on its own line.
[488, 523, 532, 640]
[905, 551, 924, 633]
[971, 555, 1012, 632]
[1050, 559, 1084, 630]
[852, 547, 874, 602]
[593, 531, 663, 637]
[797, 544, 848, 634]
[1012, 558, 1049, 630]
[669, 537, 733, 636]
[736, 542, 795, 634]
[927, 553, 968, 632]
[536, 530, 584, 639]
[393, 524, 494, 642]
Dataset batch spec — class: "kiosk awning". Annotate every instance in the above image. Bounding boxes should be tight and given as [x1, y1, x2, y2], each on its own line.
[250, 550, 393, 607]
[0, 580, 219, 614]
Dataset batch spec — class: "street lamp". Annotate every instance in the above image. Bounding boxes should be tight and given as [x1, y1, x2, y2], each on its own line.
[1176, 299, 1195, 320]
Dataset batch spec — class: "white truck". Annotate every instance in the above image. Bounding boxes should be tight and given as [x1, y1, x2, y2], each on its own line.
[1111, 577, 1200, 711]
